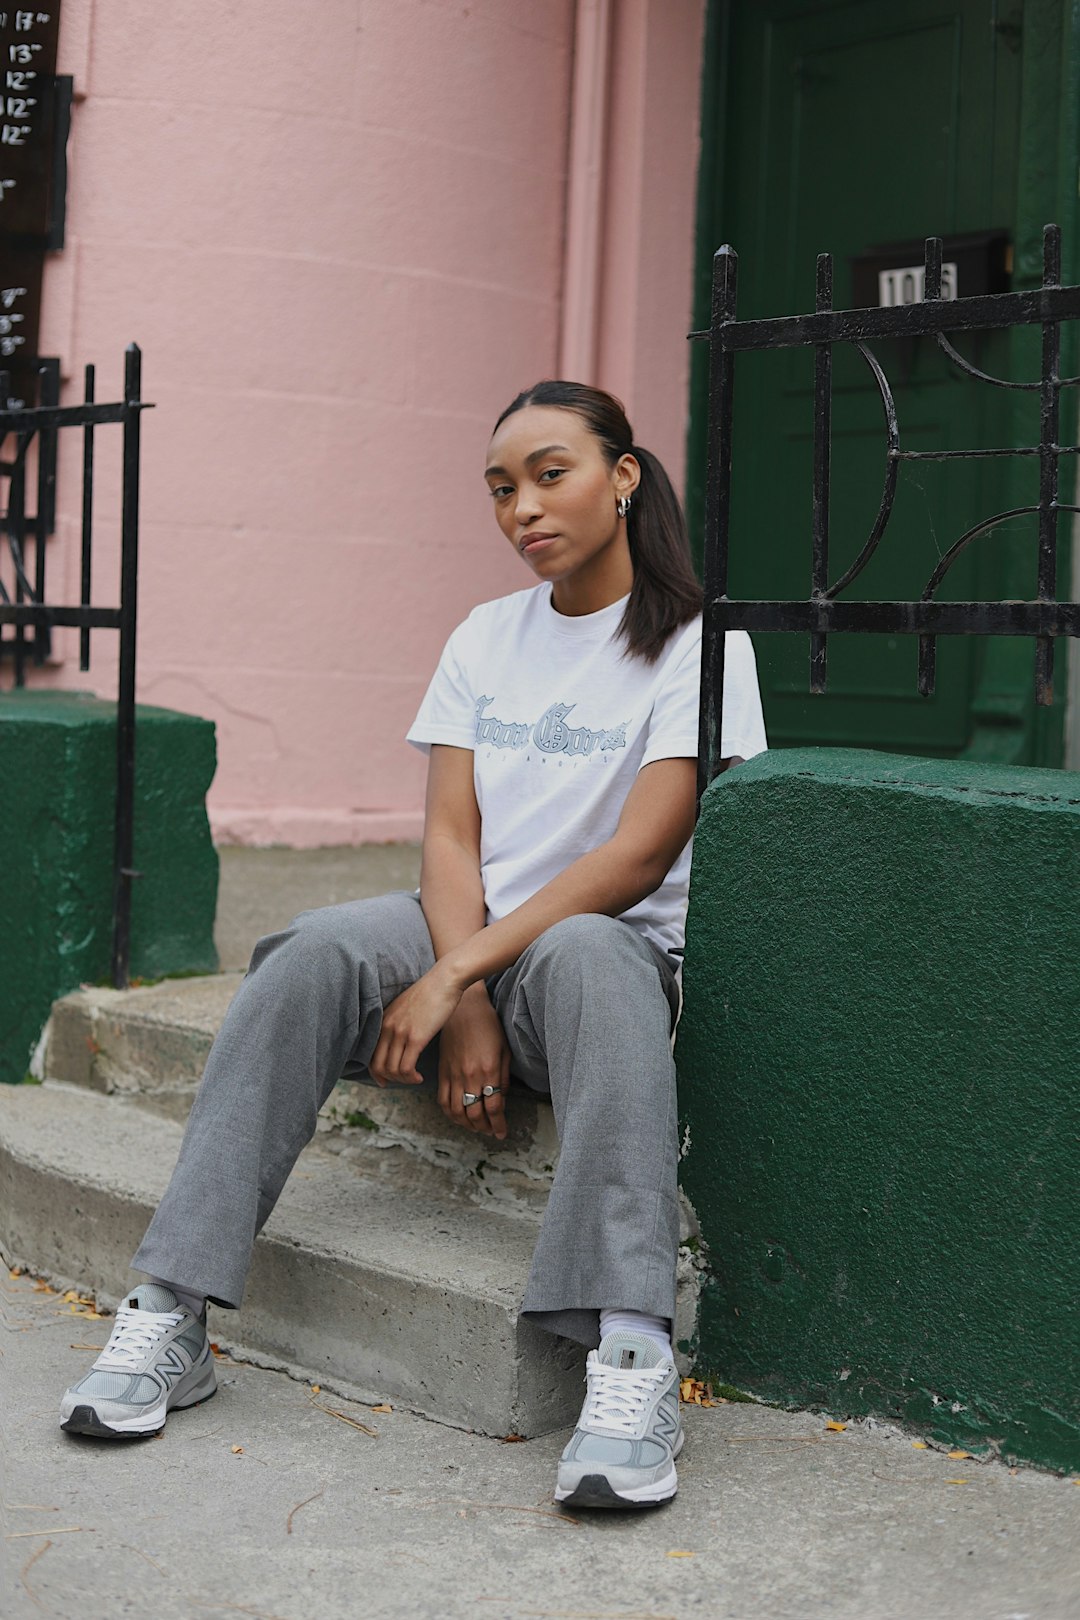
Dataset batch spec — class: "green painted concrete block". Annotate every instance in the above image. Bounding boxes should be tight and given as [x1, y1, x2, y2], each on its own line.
[1, 691, 218, 1087]
[678, 747, 1080, 1473]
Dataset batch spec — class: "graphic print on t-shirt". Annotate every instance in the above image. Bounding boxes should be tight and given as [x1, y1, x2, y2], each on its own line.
[475, 696, 628, 759]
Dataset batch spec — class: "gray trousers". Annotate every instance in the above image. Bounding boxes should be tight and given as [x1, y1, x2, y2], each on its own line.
[133, 892, 681, 1348]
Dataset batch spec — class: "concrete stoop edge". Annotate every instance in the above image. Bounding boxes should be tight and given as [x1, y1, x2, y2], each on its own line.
[0, 1082, 701, 1438]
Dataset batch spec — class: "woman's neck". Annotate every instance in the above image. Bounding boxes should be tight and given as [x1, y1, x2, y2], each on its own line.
[550, 540, 633, 617]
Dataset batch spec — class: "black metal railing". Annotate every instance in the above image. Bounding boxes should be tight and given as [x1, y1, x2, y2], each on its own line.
[692, 223, 1080, 796]
[0, 345, 149, 985]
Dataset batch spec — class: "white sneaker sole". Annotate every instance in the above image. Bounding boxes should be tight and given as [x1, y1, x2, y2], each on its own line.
[60, 1359, 217, 1438]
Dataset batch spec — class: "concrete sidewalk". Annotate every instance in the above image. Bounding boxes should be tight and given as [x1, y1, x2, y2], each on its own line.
[3, 1269, 1079, 1620]
[213, 844, 422, 971]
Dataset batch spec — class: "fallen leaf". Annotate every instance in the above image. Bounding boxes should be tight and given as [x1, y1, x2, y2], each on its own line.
[680, 1379, 711, 1405]
[231, 1445, 243, 1455]
[912, 1441, 927, 1450]
[370, 1403, 393, 1413]
[59, 1290, 107, 1320]
[945, 1478, 969, 1485]
[824, 1421, 847, 1432]
[947, 1449, 971, 1460]
[502, 1433, 526, 1444]
[667, 1549, 695, 1557]
[311, 1384, 321, 1394]
[9, 1267, 24, 1279]
[31, 1280, 56, 1295]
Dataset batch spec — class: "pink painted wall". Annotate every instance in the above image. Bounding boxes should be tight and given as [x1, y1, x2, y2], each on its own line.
[33, 0, 704, 845]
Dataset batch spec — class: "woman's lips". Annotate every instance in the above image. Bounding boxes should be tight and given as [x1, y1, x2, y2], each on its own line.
[520, 532, 558, 555]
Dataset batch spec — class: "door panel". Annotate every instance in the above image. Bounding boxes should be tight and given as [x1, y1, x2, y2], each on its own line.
[695, 0, 1028, 758]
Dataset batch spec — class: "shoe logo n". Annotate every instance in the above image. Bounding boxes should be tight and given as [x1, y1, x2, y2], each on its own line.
[655, 1396, 680, 1443]
[154, 1347, 187, 1382]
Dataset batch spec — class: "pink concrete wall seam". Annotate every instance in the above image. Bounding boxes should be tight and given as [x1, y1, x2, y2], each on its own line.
[559, 0, 613, 383]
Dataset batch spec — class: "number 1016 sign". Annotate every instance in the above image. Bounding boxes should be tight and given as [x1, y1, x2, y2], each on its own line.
[878, 261, 958, 306]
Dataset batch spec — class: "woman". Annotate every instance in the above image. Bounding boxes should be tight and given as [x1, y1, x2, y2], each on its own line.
[59, 381, 767, 1511]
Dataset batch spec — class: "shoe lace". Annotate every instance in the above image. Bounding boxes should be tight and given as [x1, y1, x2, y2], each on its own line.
[95, 1304, 184, 1371]
[581, 1359, 670, 1435]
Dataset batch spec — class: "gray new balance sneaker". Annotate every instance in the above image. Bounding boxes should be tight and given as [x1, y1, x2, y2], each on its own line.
[555, 1330, 684, 1509]
[60, 1283, 217, 1438]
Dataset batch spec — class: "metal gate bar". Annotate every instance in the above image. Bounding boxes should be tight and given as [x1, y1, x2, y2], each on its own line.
[0, 345, 149, 985]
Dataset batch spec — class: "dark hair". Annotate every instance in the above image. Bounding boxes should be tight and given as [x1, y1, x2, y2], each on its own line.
[492, 380, 702, 663]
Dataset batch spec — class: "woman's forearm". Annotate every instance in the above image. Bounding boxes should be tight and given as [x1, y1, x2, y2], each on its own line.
[419, 830, 489, 966]
[436, 832, 668, 995]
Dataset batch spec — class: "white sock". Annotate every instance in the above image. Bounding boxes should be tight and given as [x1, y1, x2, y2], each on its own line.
[599, 1309, 673, 1361]
[151, 1278, 206, 1319]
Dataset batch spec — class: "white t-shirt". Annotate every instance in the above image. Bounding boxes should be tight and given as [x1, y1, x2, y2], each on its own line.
[407, 584, 766, 960]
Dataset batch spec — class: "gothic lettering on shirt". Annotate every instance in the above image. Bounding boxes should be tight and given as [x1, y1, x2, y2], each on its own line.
[474, 696, 628, 758]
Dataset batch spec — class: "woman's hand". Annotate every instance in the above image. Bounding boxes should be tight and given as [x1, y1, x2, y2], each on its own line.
[437, 984, 511, 1140]
[368, 960, 465, 1088]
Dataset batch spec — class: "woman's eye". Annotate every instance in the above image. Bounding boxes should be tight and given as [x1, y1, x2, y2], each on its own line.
[489, 484, 513, 500]
[538, 467, 566, 483]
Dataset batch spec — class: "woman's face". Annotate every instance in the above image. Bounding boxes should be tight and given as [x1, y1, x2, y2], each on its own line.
[484, 405, 638, 594]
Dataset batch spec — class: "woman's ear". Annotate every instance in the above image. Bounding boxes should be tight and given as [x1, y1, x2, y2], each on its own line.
[613, 452, 641, 502]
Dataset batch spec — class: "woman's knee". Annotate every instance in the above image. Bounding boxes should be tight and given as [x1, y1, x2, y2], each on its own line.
[248, 901, 374, 977]
[527, 913, 659, 995]
[533, 912, 627, 960]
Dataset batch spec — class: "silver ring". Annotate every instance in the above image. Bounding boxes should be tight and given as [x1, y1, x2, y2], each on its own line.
[481, 1085, 498, 1098]
[461, 1092, 480, 1107]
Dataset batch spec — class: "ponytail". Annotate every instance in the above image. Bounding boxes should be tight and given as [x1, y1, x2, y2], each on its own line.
[492, 380, 702, 663]
[622, 443, 703, 662]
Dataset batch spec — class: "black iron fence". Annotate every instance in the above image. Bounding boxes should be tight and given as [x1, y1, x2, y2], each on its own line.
[0, 345, 149, 985]
[693, 223, 1080, 796]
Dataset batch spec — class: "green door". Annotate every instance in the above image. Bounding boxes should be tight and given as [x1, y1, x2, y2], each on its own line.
[689, 0, 1078, 765]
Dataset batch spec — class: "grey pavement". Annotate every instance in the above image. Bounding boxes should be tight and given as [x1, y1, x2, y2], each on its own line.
[3, 1268, 1079, 1620]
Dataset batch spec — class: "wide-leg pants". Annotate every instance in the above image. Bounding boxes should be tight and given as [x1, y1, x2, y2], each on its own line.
[132, 892, 682, 1348]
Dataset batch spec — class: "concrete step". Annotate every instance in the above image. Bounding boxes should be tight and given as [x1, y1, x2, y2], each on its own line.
[40, 978, 564, 1219]
[0, 1081, 586, 1437]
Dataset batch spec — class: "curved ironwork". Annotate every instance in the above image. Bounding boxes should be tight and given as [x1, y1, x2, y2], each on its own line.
[919, 505, 1038, 601]
[935, 332, 1038, 390]
[935, 331, 1080, 392]
[823, 342, 900, 599]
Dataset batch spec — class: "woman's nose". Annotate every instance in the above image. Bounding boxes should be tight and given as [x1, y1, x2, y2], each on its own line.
[515, 484, 543, 524]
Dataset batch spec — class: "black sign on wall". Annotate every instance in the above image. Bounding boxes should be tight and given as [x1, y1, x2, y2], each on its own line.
[0, 5, 65, 408]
